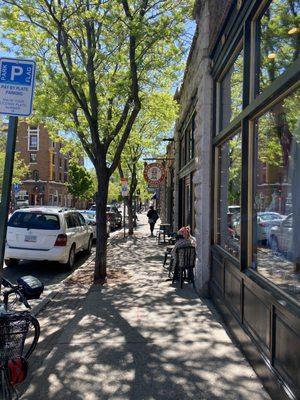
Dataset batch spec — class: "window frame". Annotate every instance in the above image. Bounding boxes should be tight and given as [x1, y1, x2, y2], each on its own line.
[27, 126, 39, 151]
[212, 0, 300, 274]
[29, 153, 37, 164]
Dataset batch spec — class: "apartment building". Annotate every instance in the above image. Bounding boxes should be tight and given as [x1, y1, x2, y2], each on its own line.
[15, 121, 73, 207]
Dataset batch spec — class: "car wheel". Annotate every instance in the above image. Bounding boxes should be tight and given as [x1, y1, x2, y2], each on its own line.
[85, 236, 93, 255]
[270, 236, 279, 253]
[5, 258, 19, 267]
[65, 245, 76, 270]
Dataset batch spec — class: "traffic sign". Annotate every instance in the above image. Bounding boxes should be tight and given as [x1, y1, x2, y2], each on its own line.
[13, 183, 20, 192]
[121, 178, 128, 197]
[0, 58, 36, 116]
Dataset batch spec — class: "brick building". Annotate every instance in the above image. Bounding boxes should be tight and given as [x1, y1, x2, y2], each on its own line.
[14, 121, 76, 207]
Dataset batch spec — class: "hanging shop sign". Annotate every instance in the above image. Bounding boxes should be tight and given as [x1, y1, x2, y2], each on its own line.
[144, 163, 165, 187]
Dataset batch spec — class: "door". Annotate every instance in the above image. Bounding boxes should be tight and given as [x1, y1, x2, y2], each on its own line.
[77, 212, 89, 248]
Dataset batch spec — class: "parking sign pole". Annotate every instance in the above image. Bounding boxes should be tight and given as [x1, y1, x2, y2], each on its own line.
[0, 116, 18, 280]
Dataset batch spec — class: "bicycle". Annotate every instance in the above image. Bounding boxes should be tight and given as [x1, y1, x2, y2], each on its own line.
[0, 275, 44, 399]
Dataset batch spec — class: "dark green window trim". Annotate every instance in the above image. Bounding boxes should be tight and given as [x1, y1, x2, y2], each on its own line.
[213, 58, 300, 146]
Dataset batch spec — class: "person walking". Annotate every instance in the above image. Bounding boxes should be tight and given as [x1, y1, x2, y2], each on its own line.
[147, 205, 159, 236]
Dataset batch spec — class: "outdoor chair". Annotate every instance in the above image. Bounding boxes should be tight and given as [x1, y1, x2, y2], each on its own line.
[172, 245, 196, 289]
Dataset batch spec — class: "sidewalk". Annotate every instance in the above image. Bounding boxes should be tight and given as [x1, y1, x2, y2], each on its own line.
[21, 215, 270, 400]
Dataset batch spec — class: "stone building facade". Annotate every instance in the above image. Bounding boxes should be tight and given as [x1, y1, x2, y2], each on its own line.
[166, 1, 300, 399]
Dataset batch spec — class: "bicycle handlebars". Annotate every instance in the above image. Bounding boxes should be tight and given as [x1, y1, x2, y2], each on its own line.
[1, 276, 43, 311]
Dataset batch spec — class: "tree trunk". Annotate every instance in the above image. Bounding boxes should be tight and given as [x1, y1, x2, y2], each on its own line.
[94, 170, 109, 282]
[127, 195, 134, 235]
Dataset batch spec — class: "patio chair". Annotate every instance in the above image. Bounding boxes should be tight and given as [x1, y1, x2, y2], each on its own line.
[172, 245, 196, 289]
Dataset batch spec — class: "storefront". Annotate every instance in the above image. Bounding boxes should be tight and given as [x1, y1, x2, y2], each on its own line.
[177, 109, 196, 232]
[172, 1, 299, 398]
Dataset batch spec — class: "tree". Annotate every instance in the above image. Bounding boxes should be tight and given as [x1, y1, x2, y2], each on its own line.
[118, 92, 178, 235]
[67, 161, 95, 206]
[0, 0, 192, 281]
[0, 136, 29, 194]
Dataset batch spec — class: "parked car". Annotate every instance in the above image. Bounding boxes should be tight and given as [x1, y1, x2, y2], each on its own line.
[233, 211, 284, 242]
[78, 210, 111, 239]
[89, 204, 122, 229]
[269, 213, 293, 254]
[257, 212, 284, 242]
[5, 207, 93, 269]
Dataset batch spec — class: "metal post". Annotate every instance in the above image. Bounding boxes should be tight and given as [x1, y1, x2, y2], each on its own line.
[123, 199, 126, 238]
[0, 116, 18, 281]
[133, 196, 137, 229]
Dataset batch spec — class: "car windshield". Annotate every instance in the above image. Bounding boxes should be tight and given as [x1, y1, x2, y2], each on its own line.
[258, 213, 283, 221]
[8, 212, 60, 230]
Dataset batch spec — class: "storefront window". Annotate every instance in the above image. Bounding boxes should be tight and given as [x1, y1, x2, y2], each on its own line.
[254, 88, 300, 301]
[220, 49, 243, 128]
[217, 132, 242, 258]
[259, 0, 300, 93]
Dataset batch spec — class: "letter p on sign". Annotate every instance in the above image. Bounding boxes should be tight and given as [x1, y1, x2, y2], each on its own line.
[11, 66, 23, 81]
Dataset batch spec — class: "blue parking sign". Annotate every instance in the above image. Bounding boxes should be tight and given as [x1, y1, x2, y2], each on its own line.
[0, 58, 36, 116]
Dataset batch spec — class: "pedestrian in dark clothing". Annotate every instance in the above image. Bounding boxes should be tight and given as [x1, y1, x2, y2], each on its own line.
[147, 206, 159, 236]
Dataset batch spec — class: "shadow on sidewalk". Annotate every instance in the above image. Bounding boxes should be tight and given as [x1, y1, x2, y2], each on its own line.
[21, 234, 268, 400]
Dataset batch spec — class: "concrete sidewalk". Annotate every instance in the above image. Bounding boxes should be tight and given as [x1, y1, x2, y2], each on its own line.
[21, 215, 270, 400]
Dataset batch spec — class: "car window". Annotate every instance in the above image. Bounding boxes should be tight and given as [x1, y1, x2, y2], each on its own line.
[65, 214, 76, 228]
[77, 213, 86, 226]
[71, 213, 81, 227]
[8, 212, 60, 230]
[282, 215, 293, 228]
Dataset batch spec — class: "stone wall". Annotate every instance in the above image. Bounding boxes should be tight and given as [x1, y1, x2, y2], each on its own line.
[173, 0, 232, 295]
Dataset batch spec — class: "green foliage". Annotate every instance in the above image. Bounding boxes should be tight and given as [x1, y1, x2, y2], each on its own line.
[67, 161, 95, 200]
[0, 0, 192, 172]
[260, 0, 299, 90]
[118, 91, 178, 197]
[0, 136, 29, 189]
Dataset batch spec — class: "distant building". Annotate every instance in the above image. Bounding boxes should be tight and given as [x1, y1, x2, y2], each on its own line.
[8, 121, 84, 208]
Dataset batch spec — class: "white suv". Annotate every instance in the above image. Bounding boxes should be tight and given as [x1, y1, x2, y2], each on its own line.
[5, 207, 93, 269]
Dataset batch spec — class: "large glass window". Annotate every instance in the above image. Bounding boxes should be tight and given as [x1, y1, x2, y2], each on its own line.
[254, 88, 300, 300]
[217, 132, 242, 258]
[259, 0, 300, 93]
[220, 48, 243, 128]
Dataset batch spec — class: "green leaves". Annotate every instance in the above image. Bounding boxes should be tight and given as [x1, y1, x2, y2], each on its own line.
[67, 160, 95, 200]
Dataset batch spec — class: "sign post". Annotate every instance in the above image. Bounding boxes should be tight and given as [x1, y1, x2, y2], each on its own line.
[0, 57, 36, 280]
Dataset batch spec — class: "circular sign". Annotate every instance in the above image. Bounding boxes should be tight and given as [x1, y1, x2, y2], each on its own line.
[144, 163, 165, 186]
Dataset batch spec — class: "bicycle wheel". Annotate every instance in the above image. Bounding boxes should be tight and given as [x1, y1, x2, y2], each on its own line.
[23, 315, 40, 360]
[0, 366, 18, 400]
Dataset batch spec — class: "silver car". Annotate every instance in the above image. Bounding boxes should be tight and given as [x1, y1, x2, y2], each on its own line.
[269, 214, 293, 254]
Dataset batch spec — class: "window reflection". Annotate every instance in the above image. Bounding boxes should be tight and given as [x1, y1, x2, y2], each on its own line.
[221, 49, 243, 128]
[259, 0, 300, 92]
[254, 88, 300, 301]
[218, 132, 242, 258]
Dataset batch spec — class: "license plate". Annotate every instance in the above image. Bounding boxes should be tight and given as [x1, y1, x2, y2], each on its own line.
[25, 235, 37, 242]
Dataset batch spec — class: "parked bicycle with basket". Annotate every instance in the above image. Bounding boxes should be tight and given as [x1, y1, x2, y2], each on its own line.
[0, 275, 43, 399]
